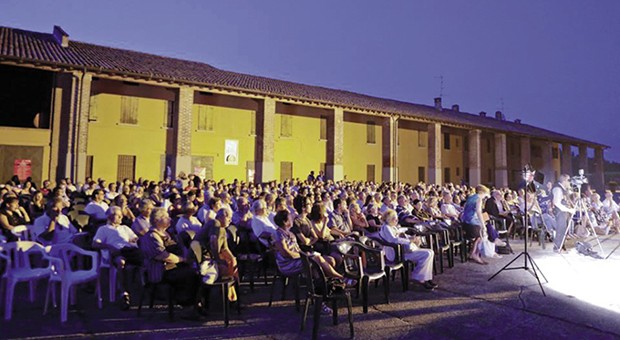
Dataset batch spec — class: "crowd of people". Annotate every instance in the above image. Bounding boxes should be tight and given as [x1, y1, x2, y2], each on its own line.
[1, 170, 619, 319]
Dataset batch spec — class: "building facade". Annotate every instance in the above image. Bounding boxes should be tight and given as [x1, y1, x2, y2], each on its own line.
[0, 26, 607, 189]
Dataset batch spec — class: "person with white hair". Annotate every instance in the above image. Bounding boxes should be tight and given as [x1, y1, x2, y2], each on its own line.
[379, 209, 437, 291]
[92, 206, 143, 310]
[251, 199, 278, 247]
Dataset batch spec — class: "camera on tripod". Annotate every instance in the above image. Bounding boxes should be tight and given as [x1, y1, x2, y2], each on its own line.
[570, 169, 588, 190]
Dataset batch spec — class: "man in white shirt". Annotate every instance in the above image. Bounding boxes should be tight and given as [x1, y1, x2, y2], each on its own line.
[250, 199, 277, 247]
[379, 209, 437, 290]
[552, 174, 576, 253]
[440, 192, 460, 221]
[84, 189, 109, 228]
[92, 206, 142, 309]
[32, 197, 77, 244]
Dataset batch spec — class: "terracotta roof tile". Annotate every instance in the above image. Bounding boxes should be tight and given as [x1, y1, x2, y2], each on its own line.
[0, 26, 605, 148]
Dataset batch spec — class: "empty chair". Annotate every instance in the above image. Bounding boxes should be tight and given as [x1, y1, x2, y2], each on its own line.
[1, 241, 57, 320]
[300, 253, 354, 340]
[44, 243, 102, 322]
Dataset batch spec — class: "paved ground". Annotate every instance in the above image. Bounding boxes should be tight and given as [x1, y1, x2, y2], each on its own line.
[2, 233, 620, 340]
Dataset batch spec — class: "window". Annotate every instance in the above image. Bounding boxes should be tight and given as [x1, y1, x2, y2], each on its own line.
[192, 156, 214, 180]
[487, 168, 492, 182]
[418, 166, 425, 183]
[85, 155, 94, 179]
[280, 115, 292, 137]
[464, 136, 469, 150]
[367, 164, 375, 182]
[88, 96, 98, 122]
[280, 161, 293, 181]
[456, 167, 461, 176]
[444, 168, 451, 183]
[120, 96, 138, 125]
[164, 101, 174, 128]
[532, 145, 542, 158]
[465, 168, 470, 182]
[117, 155, 136, 181]
[366, 121, 376, 144]
[443, 133, 451, 150]
[418, 131, 427, 147]
[197, 105, 214, 131]
[552, 147, 559, 159]
[320, 116, 327, 140]
[486, 138, 491, 153]
[455, 137, 460, 148]
[247, 161, 255, 183]
[250, 111, 256, 135]
[510, 142, 515, 156]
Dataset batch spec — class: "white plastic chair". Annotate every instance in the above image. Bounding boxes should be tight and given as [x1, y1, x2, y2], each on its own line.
[44, 243, 102, 322]
[99, 249, 119, 302]
[10, 225, 33, 241]
[1, 241, 58, 320]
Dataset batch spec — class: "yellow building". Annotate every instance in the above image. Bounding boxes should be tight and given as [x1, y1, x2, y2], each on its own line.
[0, 25, 608, 189]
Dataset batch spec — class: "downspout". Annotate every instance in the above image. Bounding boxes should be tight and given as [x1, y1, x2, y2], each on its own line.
[74, 68, 87, 181]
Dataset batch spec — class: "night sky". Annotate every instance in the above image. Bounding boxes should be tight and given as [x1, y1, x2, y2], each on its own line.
[2, 0, 619, 161]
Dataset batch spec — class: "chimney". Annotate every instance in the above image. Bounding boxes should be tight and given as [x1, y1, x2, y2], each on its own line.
[434, 97, 442, 111]
[514, 119, 521, 124]
[479, 111, 487, 117]
[495, 111, 504, 120]
[52, 25, 69, 48]
[451, 104, 459, 112]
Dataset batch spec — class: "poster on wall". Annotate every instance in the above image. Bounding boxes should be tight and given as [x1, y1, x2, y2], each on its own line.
[14, 159, 32, 181]
[224, 139, 239, 165]
[194, 167, 206, 179]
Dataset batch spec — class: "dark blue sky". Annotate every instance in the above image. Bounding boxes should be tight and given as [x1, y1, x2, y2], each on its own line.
[3, 0, 619, 162]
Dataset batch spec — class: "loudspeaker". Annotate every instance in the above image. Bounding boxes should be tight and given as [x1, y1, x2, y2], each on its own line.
[534, 172, 545, 185]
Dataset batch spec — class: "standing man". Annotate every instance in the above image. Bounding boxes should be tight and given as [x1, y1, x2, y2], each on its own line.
[552, 174, 576, 253]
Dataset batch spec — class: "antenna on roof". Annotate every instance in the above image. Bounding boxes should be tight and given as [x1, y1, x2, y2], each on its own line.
[435, 75, 444, 98]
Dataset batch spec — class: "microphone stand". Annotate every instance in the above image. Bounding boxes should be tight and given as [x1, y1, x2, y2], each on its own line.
[488, 171, 548, 296]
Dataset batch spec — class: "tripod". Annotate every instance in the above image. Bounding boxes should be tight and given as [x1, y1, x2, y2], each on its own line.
[558, 186, 605, 257]
[488, 177, 548, 296]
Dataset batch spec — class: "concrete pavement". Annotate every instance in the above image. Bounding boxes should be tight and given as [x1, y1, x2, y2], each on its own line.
[2, 232, 620, 339]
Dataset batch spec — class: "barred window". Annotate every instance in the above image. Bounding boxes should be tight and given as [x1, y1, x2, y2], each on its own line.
[320, 116, 327, 140]
[280, 161, 293, 181]
[250, 111, 256, 135]
[366, 121, 376, 144]
[281, 115, 292, 137]
[418, 131, 427, 147]
[120, 96, 138, 125]
[117, 155, 136, 181]
[367, 164, 375, 182]
[164, 101, 174, 128]
[197, 105, 214, 131]
[88, 96, 98, 122]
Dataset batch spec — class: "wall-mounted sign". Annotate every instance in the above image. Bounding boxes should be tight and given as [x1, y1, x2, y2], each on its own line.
[225, 139, 239, 165]
[14, 159, 32, 181]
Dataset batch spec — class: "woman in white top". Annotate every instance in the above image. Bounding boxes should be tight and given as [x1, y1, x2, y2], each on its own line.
[175, 201, 202, 234]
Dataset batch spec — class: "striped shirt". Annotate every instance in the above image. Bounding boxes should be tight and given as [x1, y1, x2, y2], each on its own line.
[139, 228, 177, 283]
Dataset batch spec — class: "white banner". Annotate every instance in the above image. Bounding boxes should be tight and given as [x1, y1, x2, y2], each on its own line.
[224, 139, 239, 165]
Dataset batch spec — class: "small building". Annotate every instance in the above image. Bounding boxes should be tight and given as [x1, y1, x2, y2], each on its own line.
[0, 26, 607, 189]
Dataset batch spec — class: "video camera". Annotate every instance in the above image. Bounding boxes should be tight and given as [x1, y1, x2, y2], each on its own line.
[570, 169, 588, 188]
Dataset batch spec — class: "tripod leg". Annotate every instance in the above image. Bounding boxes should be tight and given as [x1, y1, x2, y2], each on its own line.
[488, 252, 525, 281]
[524, 253, 546, 296]
[527, 255, 548, 283]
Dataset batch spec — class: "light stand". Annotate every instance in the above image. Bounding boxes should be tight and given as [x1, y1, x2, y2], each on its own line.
[488, 165, 548, 296]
